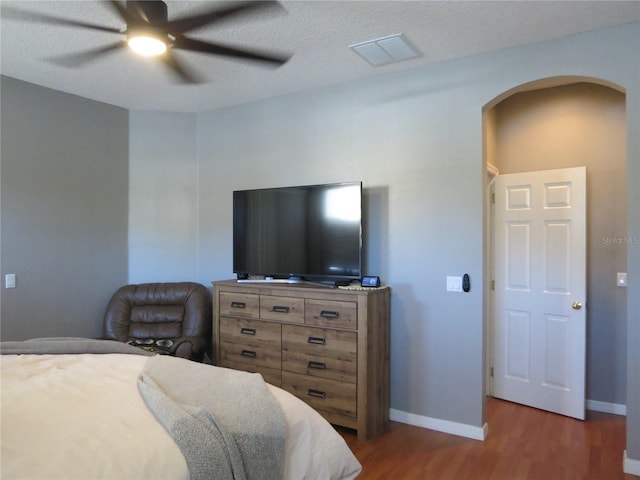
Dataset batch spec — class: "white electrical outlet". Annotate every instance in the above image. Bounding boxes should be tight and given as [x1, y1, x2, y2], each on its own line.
[5, 274, 16, 289]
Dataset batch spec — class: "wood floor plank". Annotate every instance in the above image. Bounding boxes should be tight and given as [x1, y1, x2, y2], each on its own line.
[339, 398, 634, 480]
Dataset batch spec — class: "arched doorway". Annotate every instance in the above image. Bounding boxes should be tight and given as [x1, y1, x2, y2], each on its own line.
[483, 78, 627, 417]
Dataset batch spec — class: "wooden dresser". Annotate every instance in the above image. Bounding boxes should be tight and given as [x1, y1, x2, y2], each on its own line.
[212, 279, 390, 441]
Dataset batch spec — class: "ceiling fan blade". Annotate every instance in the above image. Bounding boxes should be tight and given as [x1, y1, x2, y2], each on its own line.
[172, 36, 291, 66]
[161, 51, 203, 84]
[164, 1, 285, 34]
[105, 0, 137, 24]
[47, 41, 126, 68]
[2, 5, 122, 34]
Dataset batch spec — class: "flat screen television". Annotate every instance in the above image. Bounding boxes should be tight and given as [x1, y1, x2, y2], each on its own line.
[233, 182, 362, 285]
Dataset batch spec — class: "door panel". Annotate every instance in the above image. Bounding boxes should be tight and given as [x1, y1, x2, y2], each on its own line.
[506, 310, 530, 381]
[493, 166, 586, 419]
[544, 314, 571, 389]
[507, 222, 531, 289]
[545, 221, 571, 292]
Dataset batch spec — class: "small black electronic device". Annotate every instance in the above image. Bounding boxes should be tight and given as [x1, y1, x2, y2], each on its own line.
[361, 276, 380, 288]
[462, 274, 470, 292]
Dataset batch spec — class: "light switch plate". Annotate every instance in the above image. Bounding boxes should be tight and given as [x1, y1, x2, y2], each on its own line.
[447, 276, 462, 292]
[5, 274, 16, 289]
[617, 272, 627, 287]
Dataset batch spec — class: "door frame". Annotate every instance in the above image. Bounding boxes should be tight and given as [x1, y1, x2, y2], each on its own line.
[485, 163, 498, 397]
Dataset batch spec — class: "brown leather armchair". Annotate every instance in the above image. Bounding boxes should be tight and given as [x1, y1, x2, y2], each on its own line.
[103, 282, 211, 362]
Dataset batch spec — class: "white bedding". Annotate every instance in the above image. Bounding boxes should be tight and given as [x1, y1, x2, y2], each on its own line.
[0, 353, 361, 480]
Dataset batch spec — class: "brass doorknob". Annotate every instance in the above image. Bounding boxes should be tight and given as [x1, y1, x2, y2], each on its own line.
[572, 301, 583, 310]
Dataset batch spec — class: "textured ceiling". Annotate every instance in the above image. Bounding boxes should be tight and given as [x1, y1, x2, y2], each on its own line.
[1, 1, 639, 113]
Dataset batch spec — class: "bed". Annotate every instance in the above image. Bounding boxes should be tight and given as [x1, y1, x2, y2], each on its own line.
[0, 338, 362, 480]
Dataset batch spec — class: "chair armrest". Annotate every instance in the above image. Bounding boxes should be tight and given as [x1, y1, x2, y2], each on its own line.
[171, 336, 208, 361]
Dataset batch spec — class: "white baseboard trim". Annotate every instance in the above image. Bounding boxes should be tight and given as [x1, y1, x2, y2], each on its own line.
[389, 408, 488, 441]
[624, 450, 640, 476]
[388, 401, 625, 443]
[586, 399, 627, 416]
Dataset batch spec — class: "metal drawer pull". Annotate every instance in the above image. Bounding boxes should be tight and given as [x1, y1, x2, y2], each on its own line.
[230, 301, 246, 309]
[308, 361, 326, 370]
[240, 328, 256, 335]
[308, 389, 326, 399]
[307, 336, 326, 345]
[241, 350, 256, 358]
[320, 310, 339, 319]
[271, 305, 290, 313]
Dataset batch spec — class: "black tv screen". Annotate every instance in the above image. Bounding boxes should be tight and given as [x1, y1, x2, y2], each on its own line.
[233, 182, 362, 282]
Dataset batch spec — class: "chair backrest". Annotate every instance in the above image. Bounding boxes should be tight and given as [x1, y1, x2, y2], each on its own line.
[103, 282, 211, 346]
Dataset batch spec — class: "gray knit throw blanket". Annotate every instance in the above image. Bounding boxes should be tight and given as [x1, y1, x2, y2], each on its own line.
[138, 355, 286, 480]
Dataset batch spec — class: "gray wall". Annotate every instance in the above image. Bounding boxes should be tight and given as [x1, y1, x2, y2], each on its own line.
[128, 111, 198, 283]
[625, 46, 640, 462]
[493, 83, 627, 406]
[1, 76, 129, 340]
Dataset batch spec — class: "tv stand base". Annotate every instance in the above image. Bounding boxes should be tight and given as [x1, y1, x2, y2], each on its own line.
[237, 276, 336, 288]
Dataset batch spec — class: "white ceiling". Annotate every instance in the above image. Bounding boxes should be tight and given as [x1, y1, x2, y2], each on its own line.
[2, 1, 639, 113]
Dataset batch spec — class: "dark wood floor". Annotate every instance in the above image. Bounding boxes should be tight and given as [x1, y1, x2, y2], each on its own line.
[339, 398, 633, 480]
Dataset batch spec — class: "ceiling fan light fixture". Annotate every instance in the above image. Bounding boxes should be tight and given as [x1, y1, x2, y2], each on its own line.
[127, 31, 167, 57]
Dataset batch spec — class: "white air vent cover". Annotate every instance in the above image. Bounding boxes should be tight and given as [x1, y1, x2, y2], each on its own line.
[350, 33, 421, 67]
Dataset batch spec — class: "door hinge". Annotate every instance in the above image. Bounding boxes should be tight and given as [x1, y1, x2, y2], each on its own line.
[490, 367, 494, 377]
[491, 280, 495, 290]
[491, 193, 495, 204]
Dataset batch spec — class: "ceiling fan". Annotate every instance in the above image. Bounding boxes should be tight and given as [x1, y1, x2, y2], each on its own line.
[4, 0, 291, 83]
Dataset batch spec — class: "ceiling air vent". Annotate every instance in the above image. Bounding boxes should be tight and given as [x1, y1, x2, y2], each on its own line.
[350, 33, 421, 67]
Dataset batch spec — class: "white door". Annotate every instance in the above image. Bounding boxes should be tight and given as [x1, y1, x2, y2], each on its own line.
[493, 166, 586, 419]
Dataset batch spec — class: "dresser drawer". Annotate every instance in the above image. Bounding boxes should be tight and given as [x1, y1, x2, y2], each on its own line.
[282, 371, 357, 418]
[220, 317, 281, 348]
[219, 292, 260, 319]
[260, 295, 305, 323]
[305, 299, 357, 329]
[220, 358, 282, 387]
[220, 340, 281, 370]
[282, 324, 357, 383]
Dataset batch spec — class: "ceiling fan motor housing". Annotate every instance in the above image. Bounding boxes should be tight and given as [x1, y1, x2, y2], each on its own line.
[126, 1, 171, 54]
